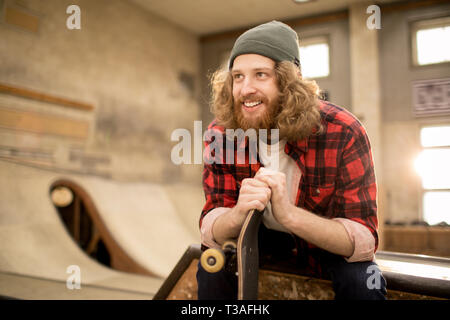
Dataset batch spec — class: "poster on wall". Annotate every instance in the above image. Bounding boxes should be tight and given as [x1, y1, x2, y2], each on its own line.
[412, 78, 450, 117]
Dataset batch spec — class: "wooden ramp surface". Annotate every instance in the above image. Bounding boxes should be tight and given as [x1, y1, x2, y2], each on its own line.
[0, 160, 201, 299]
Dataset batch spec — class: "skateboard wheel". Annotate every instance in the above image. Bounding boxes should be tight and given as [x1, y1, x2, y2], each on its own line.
[222, 240, 236, 251]
[200, 248, 225, 273]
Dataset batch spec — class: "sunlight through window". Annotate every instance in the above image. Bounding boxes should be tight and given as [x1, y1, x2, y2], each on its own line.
[420, 126, 450, 147]
[413, 17, 450, 66]
[423, 192, 450, 225]
[417, 27, 450, 65]
[299, 37, 329, 79]
[415, 125, 450, 225]
[415, 149, 450, 189]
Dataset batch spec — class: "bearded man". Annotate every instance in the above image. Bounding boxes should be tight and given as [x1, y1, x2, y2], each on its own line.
[197, 21, 387, 300]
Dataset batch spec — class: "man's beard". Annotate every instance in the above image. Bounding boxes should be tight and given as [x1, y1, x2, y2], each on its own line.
[233, 96, 280, 132]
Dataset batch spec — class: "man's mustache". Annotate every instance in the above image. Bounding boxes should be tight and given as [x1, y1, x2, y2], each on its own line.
[237, 95, 265, 103]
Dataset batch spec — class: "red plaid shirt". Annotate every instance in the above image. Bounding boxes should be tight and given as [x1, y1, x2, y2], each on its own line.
[200, 101, 378, 275]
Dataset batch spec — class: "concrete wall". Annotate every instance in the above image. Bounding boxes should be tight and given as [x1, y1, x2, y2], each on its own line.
[0, 0, 202, 184]
[380, 2, 450, 223]
[200, 35, 235, 130]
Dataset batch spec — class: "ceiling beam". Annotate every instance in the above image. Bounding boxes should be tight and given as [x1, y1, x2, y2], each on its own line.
[200, 0, 449, 43]
[200, 10, 348, 43]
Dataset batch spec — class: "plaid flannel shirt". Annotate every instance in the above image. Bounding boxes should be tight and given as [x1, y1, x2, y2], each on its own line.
[200, 101, 378, 276]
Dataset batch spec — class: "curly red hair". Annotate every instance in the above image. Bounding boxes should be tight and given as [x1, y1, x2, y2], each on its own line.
[210, 60, 323, 141]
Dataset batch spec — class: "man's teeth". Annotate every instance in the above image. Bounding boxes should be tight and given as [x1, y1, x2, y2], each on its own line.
[244, 101, 262, 107]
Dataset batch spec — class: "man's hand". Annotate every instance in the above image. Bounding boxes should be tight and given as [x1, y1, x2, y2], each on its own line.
[230, 178, 271, 228]
[255, 168, 355, 258]
[212, 177, 271, 244]
[254, 167, 293, 227]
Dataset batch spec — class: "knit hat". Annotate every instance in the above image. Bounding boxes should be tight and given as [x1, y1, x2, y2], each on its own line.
[229, 20, 300, 69]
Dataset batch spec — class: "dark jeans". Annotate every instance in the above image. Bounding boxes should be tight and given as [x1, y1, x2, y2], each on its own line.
[197, 251, 387, 300]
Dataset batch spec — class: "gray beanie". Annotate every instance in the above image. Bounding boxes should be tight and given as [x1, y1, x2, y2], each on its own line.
[229, 20, 300, 69]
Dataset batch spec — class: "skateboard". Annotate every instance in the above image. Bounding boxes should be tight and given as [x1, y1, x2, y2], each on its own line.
[200, 209, 263, 300]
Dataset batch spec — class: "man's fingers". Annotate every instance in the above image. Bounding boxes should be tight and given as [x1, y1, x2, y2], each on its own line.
[237, 176, 274, 214]
[247, 200, 266, 212]
[240, 185, 271, 196]
[239, 189, 271, 204]
[255, 174, 277, 188]
[255, 167, 278, 177]
[241, 177, 269, 188]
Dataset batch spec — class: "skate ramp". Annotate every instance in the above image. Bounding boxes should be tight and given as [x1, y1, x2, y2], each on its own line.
[0, 160, 202, 299]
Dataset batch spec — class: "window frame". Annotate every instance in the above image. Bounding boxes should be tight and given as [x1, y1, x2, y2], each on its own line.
[298, 35, 331, 80]
[417, 122, 450, 225]
[410, 15, 450, 67]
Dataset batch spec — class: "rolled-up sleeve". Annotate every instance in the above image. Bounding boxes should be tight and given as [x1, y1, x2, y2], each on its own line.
[333, 218, 375, 262]
[200, 207, 231, 248]
[334, 125, 379, 252]
[199, 122, 238, 247]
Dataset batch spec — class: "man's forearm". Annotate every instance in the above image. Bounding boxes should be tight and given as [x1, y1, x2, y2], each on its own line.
[209, 201, 354, 259]
[281, 204, 354, 258]
[211, 178, 272, 245]
[211, 207, 240, 245]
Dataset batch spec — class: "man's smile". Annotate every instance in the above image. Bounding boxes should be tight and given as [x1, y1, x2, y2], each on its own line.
[242, 100, 263, 112]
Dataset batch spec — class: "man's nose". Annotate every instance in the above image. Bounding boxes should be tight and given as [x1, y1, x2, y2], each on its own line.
[241, 77, 257, 96]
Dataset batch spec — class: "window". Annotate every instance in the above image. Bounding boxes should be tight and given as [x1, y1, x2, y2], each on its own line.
[299, 36, 330, 79]
[412, 16, 450, 66]
[414, 125, 450, 225]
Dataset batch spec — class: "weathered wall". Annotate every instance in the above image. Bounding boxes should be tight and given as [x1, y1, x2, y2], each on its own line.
[0, 0, 202, 184]
[200, 34, 235, 131]
[379, 2, 450, 223]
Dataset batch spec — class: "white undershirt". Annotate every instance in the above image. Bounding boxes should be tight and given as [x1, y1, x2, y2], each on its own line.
[258, 139, 302, 233]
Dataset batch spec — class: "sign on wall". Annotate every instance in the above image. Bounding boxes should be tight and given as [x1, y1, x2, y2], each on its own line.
[413, 78, 450, 117]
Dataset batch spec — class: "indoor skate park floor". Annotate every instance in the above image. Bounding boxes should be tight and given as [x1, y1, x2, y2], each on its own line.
[0, 159, 202, 299]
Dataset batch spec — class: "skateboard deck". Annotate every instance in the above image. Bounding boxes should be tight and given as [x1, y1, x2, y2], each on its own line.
[237, 209, 263, 300]
[200, 209, 263, 300]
